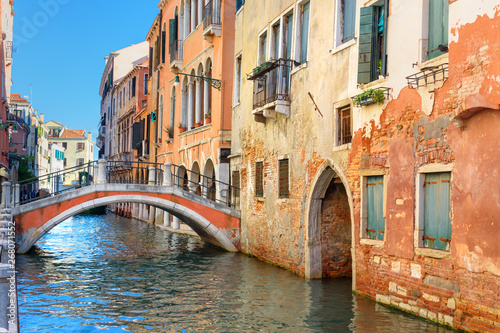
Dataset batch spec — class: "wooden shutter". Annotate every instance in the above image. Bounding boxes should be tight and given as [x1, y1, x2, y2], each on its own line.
[342, 0, 356, 43]
[358, 6, 375, 84]
[255, 161, 264, 197]
[132, 122, 140, 148]
[131, 77, 136, 98]
[428, 0, 449, 60]
[169, 19, 176, 55]
[279, 159, 289, 198]
[162, 30, 166, 64]
[300, 2, 310, 63]
[148, 47, 153, 76]
[367, 175, 385, 240]
[424, 172, 451, 250]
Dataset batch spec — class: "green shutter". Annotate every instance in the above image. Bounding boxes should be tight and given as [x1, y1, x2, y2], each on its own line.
[424, 172, 451, 250]
[367, 175, 385, 240]
[343, 0, 356, 43]
[169, 19, 176, 54]
[358, 6, 375, 84]
[428, 0, 449, 59]
[300, 2, 310, 63]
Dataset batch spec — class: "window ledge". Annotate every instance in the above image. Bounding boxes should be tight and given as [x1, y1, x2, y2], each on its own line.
[359, 76, 389, 90]
[332, 143, 352, 152]
[418, 53, 449, 71]
[360, 239, 384, 247]
[178, 124, 212, 137]
[330, 38, 357, 55]
[255, 197, 265, 202]
[415, 247, 450, 259]
[291, 62, 307, 76]
[232, 101, 241, 109]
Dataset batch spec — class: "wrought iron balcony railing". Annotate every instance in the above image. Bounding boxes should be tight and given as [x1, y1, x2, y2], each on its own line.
[203, 0, 221, 31]
[248, 59, 293, 110]
[169, 39, 183, 65]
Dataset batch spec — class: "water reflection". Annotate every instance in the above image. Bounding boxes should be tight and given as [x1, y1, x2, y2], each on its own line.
[17, 214, 456, 332]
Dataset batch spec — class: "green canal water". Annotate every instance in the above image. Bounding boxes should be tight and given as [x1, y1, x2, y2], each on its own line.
[16, 213, 457, 332]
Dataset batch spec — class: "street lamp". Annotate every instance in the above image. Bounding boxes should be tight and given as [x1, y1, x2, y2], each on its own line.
[173, 72, 221, 91]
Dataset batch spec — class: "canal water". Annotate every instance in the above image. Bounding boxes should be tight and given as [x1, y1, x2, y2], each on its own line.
[17, 213, 456, 332]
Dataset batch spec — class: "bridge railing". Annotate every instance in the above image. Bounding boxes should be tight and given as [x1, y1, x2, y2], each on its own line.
[106, 160, 164, 186]
[1, 159, 240, 210]
[3, 160, 98, 207]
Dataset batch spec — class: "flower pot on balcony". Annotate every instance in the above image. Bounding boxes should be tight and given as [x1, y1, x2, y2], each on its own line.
[179, 126, 186, 133]
[194, 122, 201, 128]
[205, 117, 211, 125]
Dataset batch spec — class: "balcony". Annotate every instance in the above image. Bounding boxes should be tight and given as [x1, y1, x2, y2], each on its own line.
[5, 41, 12, 65]
[406, 63, 448, 89]
[98, 125, 106, 138]
[247, 59, 292, 122]
[169, 39, 183, 71]
[202, 1, 221, 42]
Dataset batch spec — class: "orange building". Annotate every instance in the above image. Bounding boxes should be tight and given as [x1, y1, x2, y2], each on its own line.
[138, 0, 236, 228]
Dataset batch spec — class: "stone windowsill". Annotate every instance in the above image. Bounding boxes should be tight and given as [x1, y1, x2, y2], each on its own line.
[178, 124, 211, 137]
[332, 143, 352, 152]
[360, 238, 384, 247]
[330, 38, 357, 55]
[415, 247, 451, 259]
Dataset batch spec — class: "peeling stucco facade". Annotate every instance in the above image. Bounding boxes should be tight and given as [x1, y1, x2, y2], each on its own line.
[232, 0, 500, 331]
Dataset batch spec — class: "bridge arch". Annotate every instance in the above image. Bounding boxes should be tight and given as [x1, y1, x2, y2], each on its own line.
[15, 193, 238, 254]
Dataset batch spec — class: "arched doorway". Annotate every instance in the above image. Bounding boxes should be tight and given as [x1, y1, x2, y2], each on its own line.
[306, 161, 353, 280]
[190, 161, 202, 195]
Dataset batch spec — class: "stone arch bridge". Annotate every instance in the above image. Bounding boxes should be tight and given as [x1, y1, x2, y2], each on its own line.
[0, 160, 240, 254]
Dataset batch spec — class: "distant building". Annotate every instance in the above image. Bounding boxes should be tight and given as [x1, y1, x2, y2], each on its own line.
[98, 42, 149, 160]
[45, 120, 93, 188]
[31, 112, 50, 189]
[48, 143, 64, 193]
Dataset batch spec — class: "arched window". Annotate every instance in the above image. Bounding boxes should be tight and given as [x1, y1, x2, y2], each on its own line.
[170, 87, 176, 138]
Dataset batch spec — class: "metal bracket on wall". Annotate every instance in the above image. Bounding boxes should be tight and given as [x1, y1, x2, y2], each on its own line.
[308, 92, 323, 117]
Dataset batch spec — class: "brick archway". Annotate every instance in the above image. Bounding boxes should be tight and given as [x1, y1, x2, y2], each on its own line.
[305, 159, 355, 285]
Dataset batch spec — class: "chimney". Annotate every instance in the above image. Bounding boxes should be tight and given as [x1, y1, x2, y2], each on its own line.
[40, 113, 44, 123]
[88, 132, 92, 141]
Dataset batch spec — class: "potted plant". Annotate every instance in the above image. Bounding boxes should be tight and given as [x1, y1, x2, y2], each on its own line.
[164, 125, 174, 139]
[353, 89, 386, 106]
[204, 109, 212, 124]
[178, 123, 186, 133]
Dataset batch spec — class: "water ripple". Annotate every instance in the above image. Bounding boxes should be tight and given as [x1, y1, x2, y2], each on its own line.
[17, 214, 457, 332]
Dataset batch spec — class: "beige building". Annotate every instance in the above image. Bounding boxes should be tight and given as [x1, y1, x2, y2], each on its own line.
[45, 120, 93, 187]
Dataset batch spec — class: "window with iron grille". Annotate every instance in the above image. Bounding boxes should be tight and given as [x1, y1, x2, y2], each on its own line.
[279, 159, 289, 198]
[337, 105, 352, 145]
[255, 161, 264, 197]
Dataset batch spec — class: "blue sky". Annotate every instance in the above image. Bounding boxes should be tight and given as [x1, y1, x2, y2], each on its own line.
[12, 0, 159, 156]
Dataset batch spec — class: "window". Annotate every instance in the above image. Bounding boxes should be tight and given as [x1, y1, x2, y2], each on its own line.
[358, 1, 388, 83]
[279, 159, 289, 198]
[427, 0, 449, 60]
[284, 12, 294, 93]
[255, 161, 264, 197]
[158, 95, 163, 141]
[128, 81, 131, 100]
[144, 74, 149, 95]
[232, 170, 240, 206]
[271, 21, 281, 60]
[366, 175, 385, 240]
[162, 23, 166, 64]
[169, 87, 176, 138]
[62, 142, 67, 149]
[77, 142, 85, 150]
[234, 55, 242, 104]
[336, 0, 356, 46]
[423, 172, 451, 250]
[336, 105, 352, 145]
[258, 31, 268, 65]
[131, 77, 136, 98]
[77, 158, 85, 166]
[299, 1, 310, 64]
[64, 158, 67, 167]
[236, 0, 244, 12]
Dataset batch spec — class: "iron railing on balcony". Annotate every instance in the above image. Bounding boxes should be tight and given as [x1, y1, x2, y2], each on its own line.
[169, 39, 184, 64]
[203, 0, 222, 30]
[5, 41, 12, 59]
[248, 59, 293, 110]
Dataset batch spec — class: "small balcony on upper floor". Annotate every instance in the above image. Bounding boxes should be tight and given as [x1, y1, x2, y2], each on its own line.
[247, 59, 292, 123]
[169, 39, 183, 71]
[5, 41, 12, 65]
[202, 0, 221, 42]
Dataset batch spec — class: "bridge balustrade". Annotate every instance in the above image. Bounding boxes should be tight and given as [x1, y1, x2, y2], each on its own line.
[1, 160, 240, 210]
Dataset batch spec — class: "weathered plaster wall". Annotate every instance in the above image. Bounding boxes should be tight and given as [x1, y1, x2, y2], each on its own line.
[349, 2, 500, 331]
